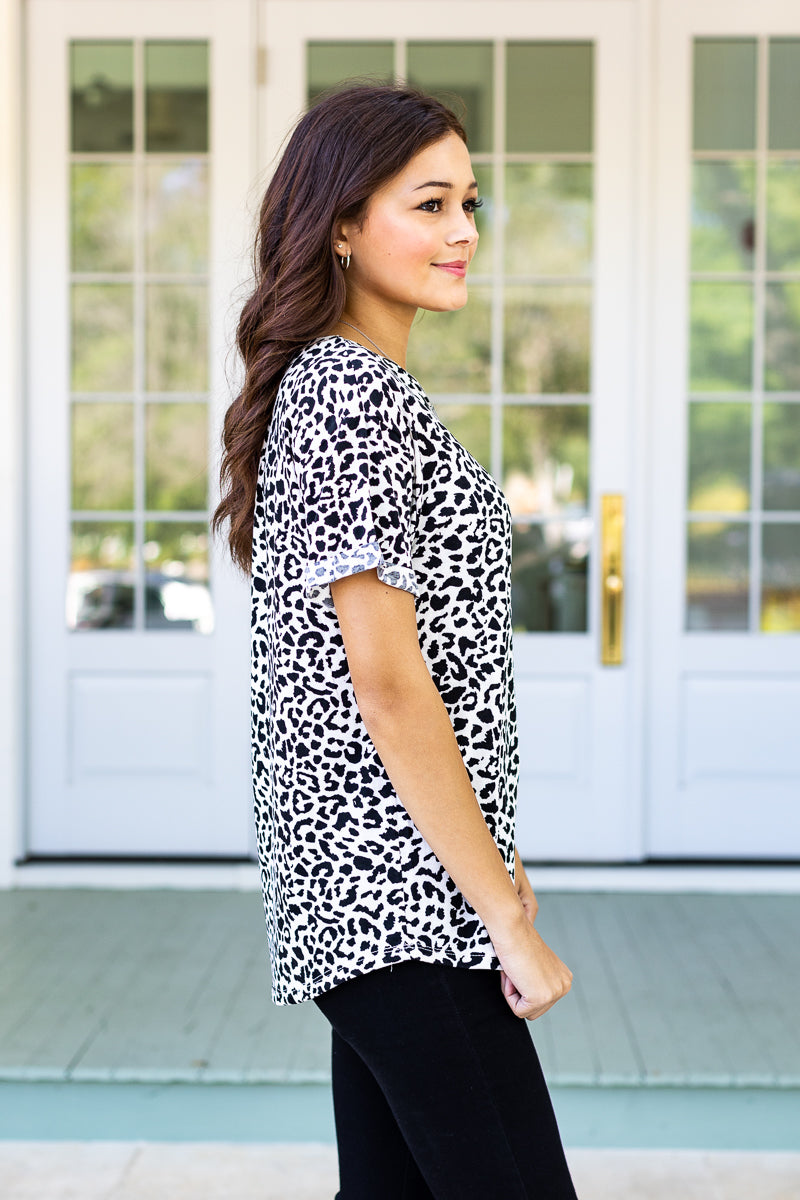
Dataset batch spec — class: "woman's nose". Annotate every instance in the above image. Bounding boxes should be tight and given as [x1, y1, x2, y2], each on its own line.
[449, 218, 479, 246]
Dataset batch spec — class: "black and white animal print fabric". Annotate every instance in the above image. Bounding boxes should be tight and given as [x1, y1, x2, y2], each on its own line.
[251, 335, 520, 1005]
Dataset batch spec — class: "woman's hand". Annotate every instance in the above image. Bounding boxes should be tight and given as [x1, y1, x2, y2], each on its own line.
[494, 852, 572, 1021]
[493, 910, 573, 1021]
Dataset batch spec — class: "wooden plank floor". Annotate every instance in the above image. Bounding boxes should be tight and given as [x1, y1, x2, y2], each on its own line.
[1, 889, 798, 1088]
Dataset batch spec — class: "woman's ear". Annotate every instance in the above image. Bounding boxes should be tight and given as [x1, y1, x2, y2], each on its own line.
[333, 237, 350, 258]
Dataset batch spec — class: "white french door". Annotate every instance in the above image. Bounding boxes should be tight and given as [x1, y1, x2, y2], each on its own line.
[648, 0, 800, 857]
[261, 0, 645, 861]
[26, 0, 254, 854]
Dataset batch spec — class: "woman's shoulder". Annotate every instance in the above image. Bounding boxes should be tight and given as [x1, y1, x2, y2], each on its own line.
[281, 335, 424, 419]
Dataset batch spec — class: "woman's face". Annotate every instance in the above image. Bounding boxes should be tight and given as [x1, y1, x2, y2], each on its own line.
[337, 132, 480, 319]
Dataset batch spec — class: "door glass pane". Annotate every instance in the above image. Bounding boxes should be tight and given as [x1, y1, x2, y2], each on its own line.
[306, 40, 595, 635]
[144, 522, 213, 632]
[71, 164, 134, 273]
[507, 43, 593, 153]
[407, 42, 493, 153]
[68, 521, 135, 631]
[146, 284, 208, 392]
[768, 39, 800, 151]
[689, 36, 800, 635]
[72, 403, 135, 511]
[764, 283, 800, 392]
[145, 403, 208, 511]
[689, 283, 753, 392]
[407, 288, 491, 393]
[68, 38, 211, 633]
[687, 402, 751, 512]
[766, 162, 800, 272]
[145, 42, 208, 153]
[511, 521, 589, 633]
[763, 404, 800, 511]
[693, 40, 756, 151]
[686, 522, 750, 631]
[71, 284, 134, 392]
[505, 165, 592, 276]
[504, 286, 591, 394]
[433, 405, 491, 474]
[762, 524, 800, 632]
[307, 43, 393, 104]
[145, 160, 208, 273]
[71, 41, 133, 153]
[503, 406, 589, 516]
[691, 161, 755, 272]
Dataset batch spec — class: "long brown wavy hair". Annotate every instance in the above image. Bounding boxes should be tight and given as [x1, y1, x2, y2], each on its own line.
[212, 83, 467, 575]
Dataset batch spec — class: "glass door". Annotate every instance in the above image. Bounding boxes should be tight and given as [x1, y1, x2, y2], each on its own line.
[26, 0, 253, 855]
[262, 0, 643, 860]
[649, 1, 800, 856]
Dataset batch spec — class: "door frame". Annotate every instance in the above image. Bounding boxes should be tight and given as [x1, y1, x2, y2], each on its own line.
[261, 0, 651, 861]
[24, 0, 255, 856]
[647, 0, 800, 857]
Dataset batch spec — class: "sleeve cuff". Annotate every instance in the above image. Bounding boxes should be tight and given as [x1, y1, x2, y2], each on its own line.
[303, 539, 419, 611]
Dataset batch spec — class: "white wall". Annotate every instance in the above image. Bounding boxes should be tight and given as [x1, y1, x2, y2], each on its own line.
[0, 0, 25, 883]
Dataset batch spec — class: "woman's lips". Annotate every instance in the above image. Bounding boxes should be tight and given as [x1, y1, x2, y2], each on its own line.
[433, 261, 467, 277]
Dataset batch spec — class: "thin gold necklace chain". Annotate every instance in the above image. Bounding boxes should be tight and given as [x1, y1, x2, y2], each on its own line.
[337, 320, 386, 359]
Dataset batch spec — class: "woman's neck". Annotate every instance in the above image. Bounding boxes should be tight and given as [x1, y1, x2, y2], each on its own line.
[330, 299, 415, 370]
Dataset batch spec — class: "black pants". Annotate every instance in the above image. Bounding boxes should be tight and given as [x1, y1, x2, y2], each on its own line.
[313, 960, 579, 1199]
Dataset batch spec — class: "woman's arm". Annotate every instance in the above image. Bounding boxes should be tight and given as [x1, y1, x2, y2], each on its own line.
[330, 567, 572, 1020]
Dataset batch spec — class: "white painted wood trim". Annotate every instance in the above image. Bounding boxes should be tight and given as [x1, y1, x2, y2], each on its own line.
[10, 860, 800, 893]
[0, 0, 26, 885]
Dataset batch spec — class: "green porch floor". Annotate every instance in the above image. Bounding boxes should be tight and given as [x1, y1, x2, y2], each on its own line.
[1, 888, 798, 1148]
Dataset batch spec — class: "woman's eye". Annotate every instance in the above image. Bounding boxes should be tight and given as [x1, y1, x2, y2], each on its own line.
[418, 197, 444, 213]
[464, 197, 484, 213]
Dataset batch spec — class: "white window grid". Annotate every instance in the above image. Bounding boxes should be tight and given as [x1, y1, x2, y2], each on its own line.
[687, 35, 800, 633]
[68, 37, 211, 633]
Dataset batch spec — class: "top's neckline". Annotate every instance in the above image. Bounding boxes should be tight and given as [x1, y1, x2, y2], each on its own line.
[311, 334, 421, 386]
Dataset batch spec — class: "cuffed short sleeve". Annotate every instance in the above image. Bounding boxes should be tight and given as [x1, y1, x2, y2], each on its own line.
[293, 369, 419, 611]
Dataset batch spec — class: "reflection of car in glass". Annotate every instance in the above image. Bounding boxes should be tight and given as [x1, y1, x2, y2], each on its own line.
[511, 518, 590, 633]
[66, 570, 213, 632]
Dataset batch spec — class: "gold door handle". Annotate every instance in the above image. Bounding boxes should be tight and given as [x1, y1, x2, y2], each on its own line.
[601, 494, 625, 665]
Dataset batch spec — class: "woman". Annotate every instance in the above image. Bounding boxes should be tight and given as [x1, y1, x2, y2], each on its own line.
[214, 83, 578, 1199]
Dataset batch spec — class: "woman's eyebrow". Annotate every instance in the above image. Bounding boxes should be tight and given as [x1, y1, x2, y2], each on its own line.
[412, 179, 479, 191]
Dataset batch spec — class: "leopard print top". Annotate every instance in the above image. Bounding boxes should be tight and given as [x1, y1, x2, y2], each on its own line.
[251, 335, 519, 1005]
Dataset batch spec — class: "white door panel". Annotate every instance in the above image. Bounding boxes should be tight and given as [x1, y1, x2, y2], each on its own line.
[648, 0, 800, 857]
[27, 0, 253, 855]
[262, 0, 644, 861]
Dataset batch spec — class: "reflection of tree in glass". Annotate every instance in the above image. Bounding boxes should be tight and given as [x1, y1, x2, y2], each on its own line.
[763, 403, 800, 510]
[71, 284, 134, 392]
[146, 283, 208, 392]
[145, 402, 207, 510]
[434, 405, 491, 473]
[691, 160, 755, 272]
[687, 401, 750, 512]
[502, 405, 589, 516]
[145, 159, 208, 274]
[505, 163, 592, 277]
[72, 521, 135, 571]
[689, 282, 753, 391]
[408, 293, 491, 394]
[72, 403, 135, 510]
[504, 288, 590, 393]
[686, 521, 749, 630]
[144, 522, 209, 581]
[766, 161, 800, 271]
[761, 522, 800, 632]
[765, 282, 800, 391]
[71, 163, 134, 272]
